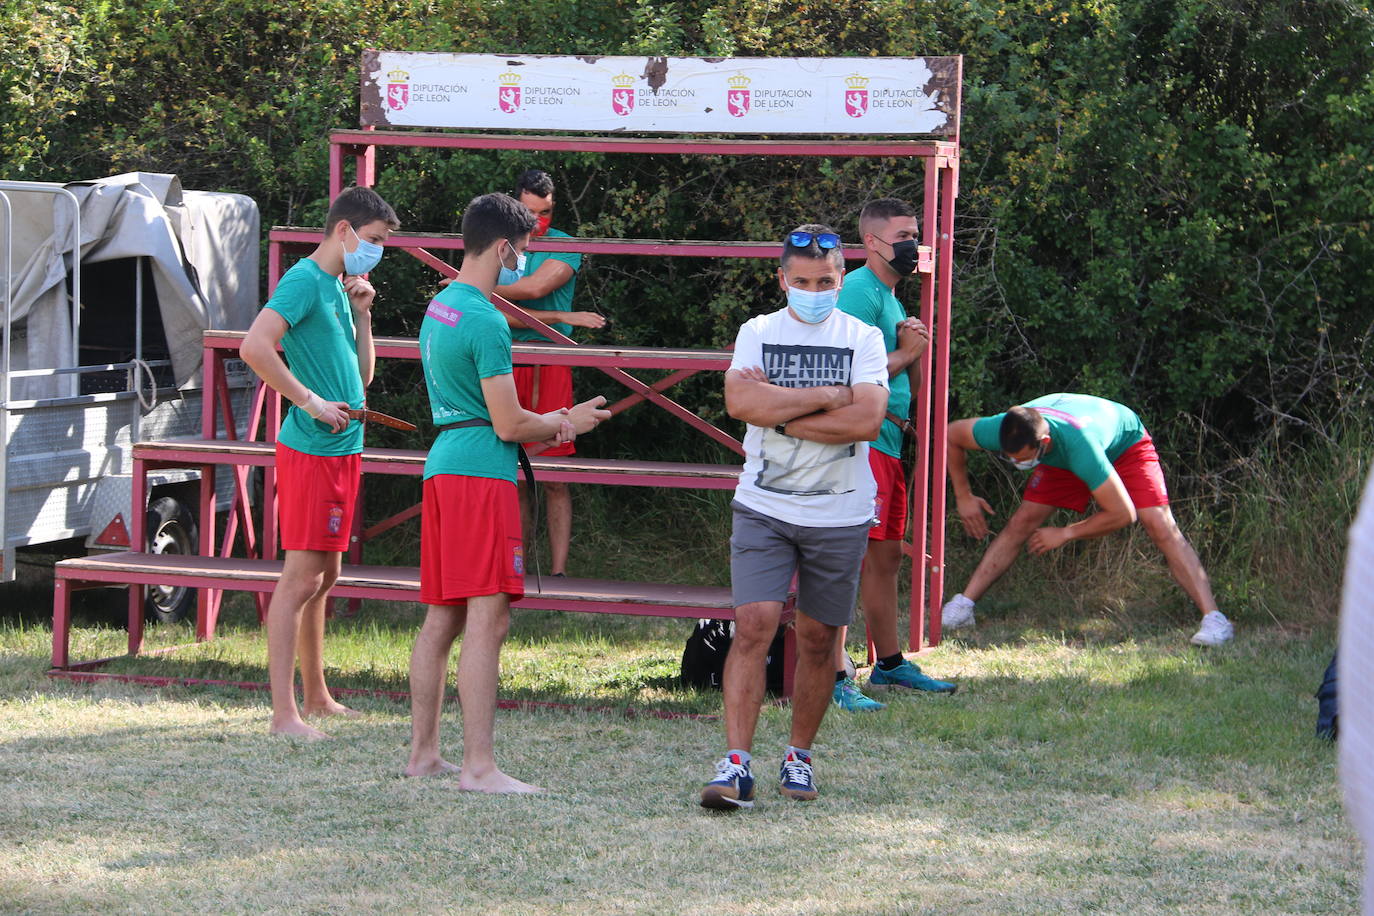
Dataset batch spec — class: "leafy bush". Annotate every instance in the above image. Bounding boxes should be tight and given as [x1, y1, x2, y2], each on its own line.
[3, 0, 1371, 466]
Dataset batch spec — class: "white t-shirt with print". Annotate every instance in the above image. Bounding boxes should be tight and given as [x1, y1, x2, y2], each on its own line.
[729, 305, 889, 527]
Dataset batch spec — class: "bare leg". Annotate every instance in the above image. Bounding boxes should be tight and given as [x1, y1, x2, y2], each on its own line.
[961, 501, 1057, 600]
[857, 538, 904, 658]
[456, 593, 541, 793]
[1137, 506, 1219, 617]
[298, 553, 355, 717]
[517, 482, 534, 546]
[544, 482, 572, 576]
[266, 550, 330, 739]
[723, 601, 784, 752]
[406, 603, 466, 777]
[788, 612, 842, 750]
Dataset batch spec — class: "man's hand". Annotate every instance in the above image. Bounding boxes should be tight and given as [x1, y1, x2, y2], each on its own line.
[537, 412, 576, 450]
[343, 275, 376, 314]
[567, 395, 611, 434]
[957, 493, 995, 538]
[564, 311, 607, 330]
[1027, 526, 1071, 555]
[314, 400, 352, 433]
[897, 317, 930, 360]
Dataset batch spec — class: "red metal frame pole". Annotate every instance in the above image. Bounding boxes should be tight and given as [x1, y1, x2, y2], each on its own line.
[909, 155, 942, 652]
[927, 154, 959, 647]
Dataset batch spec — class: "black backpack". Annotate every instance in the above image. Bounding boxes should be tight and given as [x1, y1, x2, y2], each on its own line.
[680, 619, 786, 695]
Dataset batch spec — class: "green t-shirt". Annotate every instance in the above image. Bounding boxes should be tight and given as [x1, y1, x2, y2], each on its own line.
[420, 282, 519, 483]
[837, 265, 910, 459]
[972, 393, 1147, 490]
[508, 228, 583, 341]
[265, 258, 365, 456]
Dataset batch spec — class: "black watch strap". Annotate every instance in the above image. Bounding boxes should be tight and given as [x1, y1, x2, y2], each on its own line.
[775, 423, 789, 436]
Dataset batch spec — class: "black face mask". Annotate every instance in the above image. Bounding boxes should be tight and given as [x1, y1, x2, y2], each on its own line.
[886, 239, 919, 276]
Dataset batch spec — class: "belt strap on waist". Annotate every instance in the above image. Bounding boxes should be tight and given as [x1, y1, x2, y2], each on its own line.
[433, 418, 535, 492]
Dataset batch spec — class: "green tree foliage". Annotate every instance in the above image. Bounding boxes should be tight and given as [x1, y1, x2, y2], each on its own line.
[2, 0, 1370, 466]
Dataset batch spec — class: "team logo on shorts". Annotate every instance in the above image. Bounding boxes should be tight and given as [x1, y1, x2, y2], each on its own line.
[512, 544, 524, 575]
[327, 505, 344, 535]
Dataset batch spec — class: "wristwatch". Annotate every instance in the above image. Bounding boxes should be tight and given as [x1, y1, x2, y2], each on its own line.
[775, 422, 789, 436]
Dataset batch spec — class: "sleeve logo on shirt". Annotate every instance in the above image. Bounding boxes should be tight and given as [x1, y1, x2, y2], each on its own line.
[425, 299, 463, 327]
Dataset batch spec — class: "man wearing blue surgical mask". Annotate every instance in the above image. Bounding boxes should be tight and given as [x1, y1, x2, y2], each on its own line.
[699, 224, 890, 810]
[241, 185, 398, 741]
[944, 394, 1233, 647]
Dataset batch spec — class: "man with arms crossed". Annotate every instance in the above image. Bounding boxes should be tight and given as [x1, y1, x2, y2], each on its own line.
[407, 193, 610, 792]
[497, 169, 606, 577]
[700, 225, 889, 809]
[832, 198, 956, 711]
[241, 186, 398, 739]
[942, 393, 1234, 646]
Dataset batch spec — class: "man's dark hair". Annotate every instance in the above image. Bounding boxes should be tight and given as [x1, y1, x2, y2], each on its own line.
[461, 192, 537, 257]
[324, 186, 400, 234]
[780, 222, 845, 272]
[999, 406, 1050, 453]
[859, 197, 917, 230]
[514, 168, 555, 199]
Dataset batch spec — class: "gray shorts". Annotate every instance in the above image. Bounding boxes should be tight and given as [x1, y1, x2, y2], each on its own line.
[729, 500, 870, 627]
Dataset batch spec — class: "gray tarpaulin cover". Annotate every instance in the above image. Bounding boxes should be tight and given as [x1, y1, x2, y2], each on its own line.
[2, 172, 259, 398]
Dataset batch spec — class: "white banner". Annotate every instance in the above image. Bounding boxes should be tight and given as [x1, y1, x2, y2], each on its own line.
[361, 52, 960, 136]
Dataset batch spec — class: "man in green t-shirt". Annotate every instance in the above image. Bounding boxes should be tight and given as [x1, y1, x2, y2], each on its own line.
[943, 393, 1233, 646]
[241, 186, 399, 740]
[831, 198, 956, 711]
[406, 193, 610, 792]
[495, 169, 606, 578]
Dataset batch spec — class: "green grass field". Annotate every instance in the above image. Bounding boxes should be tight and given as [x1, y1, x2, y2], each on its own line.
[0, 578, 1358, 915]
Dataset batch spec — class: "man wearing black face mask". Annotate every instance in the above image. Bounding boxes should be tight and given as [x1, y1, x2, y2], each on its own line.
[830, 198, 957, 710]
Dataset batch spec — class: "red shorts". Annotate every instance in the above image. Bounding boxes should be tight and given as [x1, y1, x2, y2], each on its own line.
[514, 364, 575, 457]
[275, 443, 361, 552]
[868, 449, 908, 541]
[1023, 436, 1170, 514]
[420, 475, 526, 605]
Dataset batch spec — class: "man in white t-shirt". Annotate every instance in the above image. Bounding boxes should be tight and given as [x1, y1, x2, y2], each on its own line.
[699, 224, 889, 810]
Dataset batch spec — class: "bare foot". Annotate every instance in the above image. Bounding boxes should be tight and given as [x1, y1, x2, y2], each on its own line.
[302, 700, 361, 719]
[269, 718, 330, 741]
[404, 757, 461, 778]
[458, 767, 543, 794]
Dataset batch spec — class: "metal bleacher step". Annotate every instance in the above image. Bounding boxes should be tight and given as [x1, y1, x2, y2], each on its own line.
[54, 550, 742, 617]
[132, 438, 740, 489]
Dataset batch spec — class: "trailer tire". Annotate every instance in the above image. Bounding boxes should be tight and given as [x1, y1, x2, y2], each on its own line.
[145, 495, 198, 623]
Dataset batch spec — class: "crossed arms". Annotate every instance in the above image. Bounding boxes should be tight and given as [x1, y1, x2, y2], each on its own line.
[725, 367, 886, 444]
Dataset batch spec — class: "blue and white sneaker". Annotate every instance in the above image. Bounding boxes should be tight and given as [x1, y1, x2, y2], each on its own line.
[833, 676, 886, 711]
[868, 659, 958, 694]
[700, 753, 755, 810]
[779, 750, 818, 802]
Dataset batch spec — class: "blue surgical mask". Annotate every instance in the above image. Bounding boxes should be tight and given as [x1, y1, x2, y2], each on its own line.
[343, 223, 384, 275]
[498, 240, 526, 286]
[786, 285, 839, 323]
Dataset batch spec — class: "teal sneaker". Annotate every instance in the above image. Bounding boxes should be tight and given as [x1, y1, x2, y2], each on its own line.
[868, 659, 958, 694]
[832, 677, 885, 711]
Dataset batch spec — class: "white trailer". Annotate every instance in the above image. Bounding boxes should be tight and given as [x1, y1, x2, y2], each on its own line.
[0, 174, 258, 620]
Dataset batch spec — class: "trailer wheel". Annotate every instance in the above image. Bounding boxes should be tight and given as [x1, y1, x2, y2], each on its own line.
[145, 495, 198, 623]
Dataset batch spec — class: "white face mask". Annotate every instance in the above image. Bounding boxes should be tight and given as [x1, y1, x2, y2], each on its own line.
[786, 285, 839, 323]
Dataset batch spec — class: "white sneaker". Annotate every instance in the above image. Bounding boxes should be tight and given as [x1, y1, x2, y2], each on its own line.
[941, 594, 976, 630]
[1190, 611, 1234, 646]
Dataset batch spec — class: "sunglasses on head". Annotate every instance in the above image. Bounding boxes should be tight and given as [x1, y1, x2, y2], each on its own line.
[786, 231, 841, 250]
